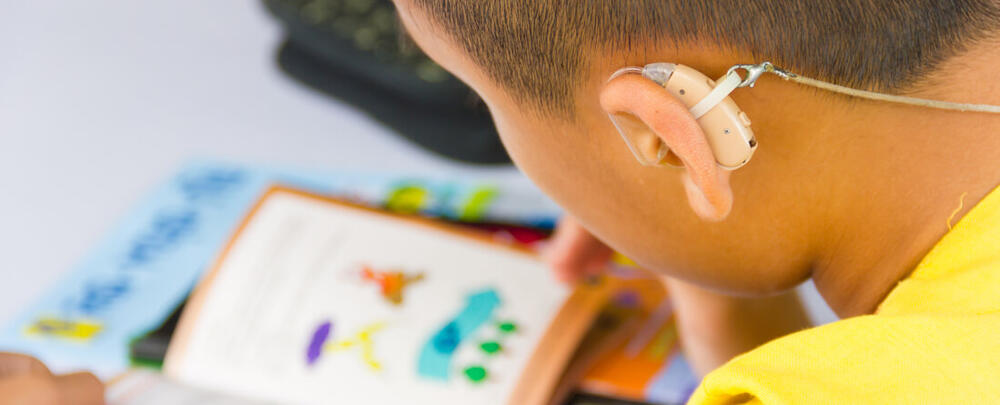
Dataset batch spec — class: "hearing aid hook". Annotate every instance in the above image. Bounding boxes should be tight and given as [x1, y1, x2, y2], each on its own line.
[727, 62, 794, 88]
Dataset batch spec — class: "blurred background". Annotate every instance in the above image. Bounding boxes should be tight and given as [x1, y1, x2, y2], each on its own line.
[0, 1, 837, 403]
[0, 0, 522, 324]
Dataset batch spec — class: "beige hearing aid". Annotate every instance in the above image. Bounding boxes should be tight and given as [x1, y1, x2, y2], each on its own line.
[608, 63, 757, 170]
[611, 59, 1000, 168]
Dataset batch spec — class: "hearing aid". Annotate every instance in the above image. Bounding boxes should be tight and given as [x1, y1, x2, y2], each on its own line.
[609, 59, 1000, 169]
[608, 63, 757, 170]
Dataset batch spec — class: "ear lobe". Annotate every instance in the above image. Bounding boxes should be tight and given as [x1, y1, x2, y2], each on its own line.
[683, 169, 733, 221]
[600, 73, 734, 221]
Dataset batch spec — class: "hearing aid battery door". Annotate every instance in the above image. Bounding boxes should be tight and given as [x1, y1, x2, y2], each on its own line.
[657, 64, 756, 169]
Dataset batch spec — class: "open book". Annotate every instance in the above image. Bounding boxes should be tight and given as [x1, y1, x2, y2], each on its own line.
[109, 186, 609, 404]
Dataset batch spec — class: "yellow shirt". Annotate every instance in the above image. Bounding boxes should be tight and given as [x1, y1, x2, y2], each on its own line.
[688, 187, 1000, 405]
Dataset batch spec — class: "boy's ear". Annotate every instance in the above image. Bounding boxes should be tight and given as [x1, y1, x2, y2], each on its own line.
[600, 74, 733, 221]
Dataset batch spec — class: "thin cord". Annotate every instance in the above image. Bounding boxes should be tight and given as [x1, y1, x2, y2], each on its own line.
[751, 63, 1000, 114]
[786, 75, 1000, 113]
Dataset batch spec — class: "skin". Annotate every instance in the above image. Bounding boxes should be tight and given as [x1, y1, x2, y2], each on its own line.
[395, 0, 1000, 374]
[0, 353, 103, 405]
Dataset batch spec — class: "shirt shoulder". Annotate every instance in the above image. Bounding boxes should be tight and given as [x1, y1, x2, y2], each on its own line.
[688, 311, 1000, 404]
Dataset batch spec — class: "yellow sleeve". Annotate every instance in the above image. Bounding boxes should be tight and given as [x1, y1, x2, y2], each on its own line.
[688, 313, 1000, 405]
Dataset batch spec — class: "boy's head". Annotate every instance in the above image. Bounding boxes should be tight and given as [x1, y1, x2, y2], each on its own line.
[393, 1, 1000, 298]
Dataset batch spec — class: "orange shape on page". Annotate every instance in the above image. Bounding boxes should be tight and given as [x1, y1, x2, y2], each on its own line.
[361, 266, 425, 305]
[583, 319, 680, 398]
[581, 273, 679, 399]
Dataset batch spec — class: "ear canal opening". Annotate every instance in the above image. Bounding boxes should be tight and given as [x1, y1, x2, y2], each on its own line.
[609, 111, 666, 166]
[657, 145, 684, 168]
[607, 64, 685, 168]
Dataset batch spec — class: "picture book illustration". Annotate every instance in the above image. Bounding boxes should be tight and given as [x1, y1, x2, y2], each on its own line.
[165, 189, 574, 405]
[358, 265, 425, 306]
[305, 286, 522, 385]
[417, 288, 521, 384]
[24, 317, 103, 341]
[0, 161, 560, 379]
[306, 320, 386, 371]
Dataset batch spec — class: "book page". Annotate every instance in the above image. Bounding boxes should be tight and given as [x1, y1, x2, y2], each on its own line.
[108, 370, 270, 405]
[165, 188, 574, 404]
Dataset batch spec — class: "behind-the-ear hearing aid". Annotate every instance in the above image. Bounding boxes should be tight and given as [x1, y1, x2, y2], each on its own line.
[607, 63, 757, 170]
[609, 61, 1000, 170]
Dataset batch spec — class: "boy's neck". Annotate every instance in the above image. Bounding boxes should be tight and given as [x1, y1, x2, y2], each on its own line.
[779, 40, 1000, 316]
[598, 41, 1000, 317]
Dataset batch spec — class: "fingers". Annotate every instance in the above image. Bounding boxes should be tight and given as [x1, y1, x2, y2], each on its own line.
[545, 216, 614, 284]
[0, 354, 104, 405]
[0, 373, 105, 405]
[54, 372, 105, 405]
[0, 352, 52, 378]
[0, 374, 61, 405]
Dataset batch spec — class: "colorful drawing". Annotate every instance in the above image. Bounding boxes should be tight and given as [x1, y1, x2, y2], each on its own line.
[385, 185, 430, 215]
[328, 322, 386, 371]
[305, 321, 332, 366]
[305, 320, 386, 371]
[24, 317, 102, 341]
[458, 187, 498, 221]
[360, 266, 425, 305]
[625, 300, 674, 357]
[580, 277, 699, 404]
[646, 324, 678, 360]
[417, 289, 500, 380]
[497, 321, 518, 334]
[384, 182, 501, 222]
[463, 365, 488, 383]
[479, 341, 502, 355]
[416, 288, 522, 384]
[461, 320, 521, 384]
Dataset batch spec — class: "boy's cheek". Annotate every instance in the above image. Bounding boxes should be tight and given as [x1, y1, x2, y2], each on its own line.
[490, 106, 666, 251]
[488, 107, 601, 198]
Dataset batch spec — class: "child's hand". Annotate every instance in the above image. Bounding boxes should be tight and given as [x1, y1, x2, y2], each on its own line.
[545, 216, 614, 283]
[545, 218, 814, 377]
[0, 352, 103, 405]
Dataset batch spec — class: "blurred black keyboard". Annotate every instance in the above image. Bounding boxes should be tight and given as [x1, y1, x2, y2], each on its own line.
[264, 0, 510, 164]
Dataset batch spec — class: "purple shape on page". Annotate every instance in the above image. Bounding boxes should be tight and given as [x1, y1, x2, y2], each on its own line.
[306, 321, 332, 366]
[613, 290, 641, 308]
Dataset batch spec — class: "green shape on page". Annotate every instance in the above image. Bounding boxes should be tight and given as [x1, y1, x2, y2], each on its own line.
[480, 341, 502, 355]
[464, 365, 488, 383]
[497, 321, 518, 334]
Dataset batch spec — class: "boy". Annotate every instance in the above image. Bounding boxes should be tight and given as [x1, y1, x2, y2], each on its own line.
[392, 0, 1000, 403]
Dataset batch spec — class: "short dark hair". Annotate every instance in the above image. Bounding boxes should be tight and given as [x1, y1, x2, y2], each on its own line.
[410, 0, 1000, 116]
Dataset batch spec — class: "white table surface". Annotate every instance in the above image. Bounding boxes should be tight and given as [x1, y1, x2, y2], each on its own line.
[0, 0, 528, 326]
[0, 1, 835, 328]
